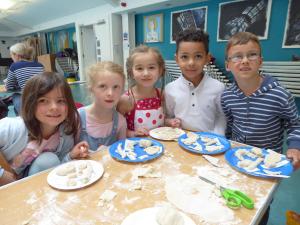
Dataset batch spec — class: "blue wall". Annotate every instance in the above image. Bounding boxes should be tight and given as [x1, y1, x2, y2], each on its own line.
[135, 0, 300, 69]
[136, 0, 300, 107]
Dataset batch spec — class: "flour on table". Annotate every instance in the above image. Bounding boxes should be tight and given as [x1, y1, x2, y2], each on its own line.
[164, 174, 235, 224]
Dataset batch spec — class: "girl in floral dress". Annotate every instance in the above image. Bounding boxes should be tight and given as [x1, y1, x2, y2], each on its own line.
[118, 45, 166, 137]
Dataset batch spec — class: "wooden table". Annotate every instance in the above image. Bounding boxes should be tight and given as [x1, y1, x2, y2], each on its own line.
[0, 140, 278, 225]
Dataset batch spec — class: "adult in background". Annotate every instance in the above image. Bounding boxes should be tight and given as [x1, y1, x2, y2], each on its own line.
[5, 42, 44, 115]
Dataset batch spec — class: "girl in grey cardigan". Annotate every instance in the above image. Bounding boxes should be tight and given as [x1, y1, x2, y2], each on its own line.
[0, 72, 89, 186]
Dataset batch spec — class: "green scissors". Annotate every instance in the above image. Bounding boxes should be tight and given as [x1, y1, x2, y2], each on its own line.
[199, 176, 254, 209]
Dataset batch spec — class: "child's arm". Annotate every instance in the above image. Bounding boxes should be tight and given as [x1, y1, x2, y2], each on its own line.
[117, 114, 127, 140]
[0, 167, 16, 186]
[127, 127, 149, 137]
[69, 141, 89, 159]
[287, 149, 300, 170]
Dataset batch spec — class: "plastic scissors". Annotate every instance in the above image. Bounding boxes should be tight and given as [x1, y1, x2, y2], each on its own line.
[199, 176, 254, 209]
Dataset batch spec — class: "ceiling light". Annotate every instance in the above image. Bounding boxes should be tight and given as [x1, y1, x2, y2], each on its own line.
[0, 0, 16, 10]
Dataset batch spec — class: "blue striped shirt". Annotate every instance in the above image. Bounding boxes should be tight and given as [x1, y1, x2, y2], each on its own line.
[5, 61, 44, 91]
[221, 75, 300, 152]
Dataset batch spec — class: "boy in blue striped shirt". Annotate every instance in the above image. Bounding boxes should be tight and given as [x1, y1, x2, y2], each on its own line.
[221, 31, 300, 225]
[221, 32, 300, 170]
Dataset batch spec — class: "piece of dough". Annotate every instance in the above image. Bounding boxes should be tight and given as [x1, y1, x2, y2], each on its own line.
[251, 147, 263, 157]
[234, 149, 248, 161]
[139, 139, 152, 148]
[67, 179, 77, 186]
[264, 151, 282, 168]
[56, 164, 76, 176]
[144, 146, 161, 155]
[156, 206, 184, 225]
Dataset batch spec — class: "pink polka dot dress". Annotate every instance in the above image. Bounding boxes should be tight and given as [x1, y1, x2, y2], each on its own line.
[125, 88, 164, 131]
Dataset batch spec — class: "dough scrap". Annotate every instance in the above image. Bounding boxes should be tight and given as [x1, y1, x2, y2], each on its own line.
[139, 139, 152, 148]
[144, 146, 161, 155]
[56, 164, 76, 176]
[264, 151, 282, 168]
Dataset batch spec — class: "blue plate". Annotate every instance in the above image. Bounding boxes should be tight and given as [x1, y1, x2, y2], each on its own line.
[177, 132, 231, 155]
[109, 137, 164, 163]
[225, 147, 293, 178]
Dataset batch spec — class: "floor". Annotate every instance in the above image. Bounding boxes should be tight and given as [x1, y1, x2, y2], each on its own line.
[2, 83, 300, 224]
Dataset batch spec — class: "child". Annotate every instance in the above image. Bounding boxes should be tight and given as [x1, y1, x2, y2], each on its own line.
[78, 61, 127, 151]
[164, 29, 226, 135]
[221, 32, 300, 225]
[117, 45, 165, 137]
[0, 72, 89, 186]
[5, 42, 44, 115]
[221, 31, 300, 169]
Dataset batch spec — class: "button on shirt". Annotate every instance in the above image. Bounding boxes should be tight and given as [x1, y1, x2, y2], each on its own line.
[165, 75, 226, 135]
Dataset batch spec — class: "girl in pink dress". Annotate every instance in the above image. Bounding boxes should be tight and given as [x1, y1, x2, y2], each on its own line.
[118, 45, 166, 137]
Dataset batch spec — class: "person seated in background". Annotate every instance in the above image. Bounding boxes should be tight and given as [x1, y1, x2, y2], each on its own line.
[5, 42, 44, 115]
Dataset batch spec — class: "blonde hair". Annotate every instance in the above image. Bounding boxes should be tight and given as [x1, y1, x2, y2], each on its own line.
[226, 32, 261, 59]
[87, 61, 125, 89]
[10, 42, 34, 60]
[126, 45, 165, 86]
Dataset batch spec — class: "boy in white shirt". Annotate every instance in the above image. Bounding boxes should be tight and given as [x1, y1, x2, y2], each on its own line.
[164, 29, 226, 135]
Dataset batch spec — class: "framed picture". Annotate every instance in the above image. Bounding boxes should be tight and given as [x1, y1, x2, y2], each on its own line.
[217, 0, 272, 41]
[144, 14, 163, 43]
[170, 6, 207, 43]
[282, 0, 300, 48]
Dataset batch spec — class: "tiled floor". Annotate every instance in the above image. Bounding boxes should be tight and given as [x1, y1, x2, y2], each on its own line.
[2, 83, 300, 224]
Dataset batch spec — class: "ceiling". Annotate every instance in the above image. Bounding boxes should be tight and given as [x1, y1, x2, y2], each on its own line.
[0, 0, 116, 34]
[0, 0, 206, 36]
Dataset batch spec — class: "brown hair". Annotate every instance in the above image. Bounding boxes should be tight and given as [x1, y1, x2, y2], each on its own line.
[21, 72, 80, 143]
[86, 61, 125, 90]
[225, 32, 261, 59]
[126, 45, 165, 87]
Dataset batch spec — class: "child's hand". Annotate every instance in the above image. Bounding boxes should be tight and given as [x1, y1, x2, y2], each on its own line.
[134, 127, 149, 137]
[70, 141, 89, 159]
[287, 148, 300, 170]
[169, 118, 181, 128]
[0, 170, 16, 186]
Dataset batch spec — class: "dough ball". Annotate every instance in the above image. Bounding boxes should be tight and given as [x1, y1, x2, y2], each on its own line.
[139, 139, 152, 148]
[156, 206, 184, 225]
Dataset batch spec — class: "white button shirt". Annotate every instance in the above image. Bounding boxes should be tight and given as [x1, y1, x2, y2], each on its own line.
[165, 75, 226, 135]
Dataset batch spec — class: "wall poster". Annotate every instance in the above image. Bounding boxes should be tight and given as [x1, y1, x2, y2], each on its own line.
[282, 0, 300, 48]
[170, 6, 207, 43]
[217, 0, 272, 41]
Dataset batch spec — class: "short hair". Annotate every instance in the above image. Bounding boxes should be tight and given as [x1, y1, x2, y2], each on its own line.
[21, 72, 80, 143]
[126, 45, 165, 83]
[175, 29, 209, 53]
[225, 32, 261, 59]
[10, 42, 34, 60]
[86, 61, 125, 90]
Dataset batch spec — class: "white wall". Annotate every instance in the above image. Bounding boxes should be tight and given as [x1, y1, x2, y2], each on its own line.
[0, 37, 18, 58]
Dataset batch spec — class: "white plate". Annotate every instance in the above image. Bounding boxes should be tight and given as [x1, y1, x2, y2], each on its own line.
[149, 127, 185, 141]
[47, 160, 104, 190]
[121, 207, 196, 225]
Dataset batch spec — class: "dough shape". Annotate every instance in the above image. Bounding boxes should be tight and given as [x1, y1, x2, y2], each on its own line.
[139, 139, 152, 148]
[264, 151, 282, 168]
[234, 149, 248, 161]
[251, 147, 263, 157]
[156, 206, 184, 225]
[67, 179, 77, 186]
[56, 164, 76, 176]
[144, 146, 161, 155]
